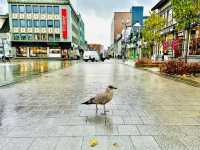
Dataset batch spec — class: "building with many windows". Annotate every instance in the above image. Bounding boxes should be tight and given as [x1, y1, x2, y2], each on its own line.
[152, 0, 200, 59]
[7, 0, 85, 58]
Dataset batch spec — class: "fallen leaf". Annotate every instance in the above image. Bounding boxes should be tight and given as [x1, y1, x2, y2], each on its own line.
[113, 143, 120, 148]
[89, 138, 98, 147]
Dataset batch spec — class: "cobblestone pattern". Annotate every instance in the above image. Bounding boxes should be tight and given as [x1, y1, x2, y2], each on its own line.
[0, 62, 200, 149]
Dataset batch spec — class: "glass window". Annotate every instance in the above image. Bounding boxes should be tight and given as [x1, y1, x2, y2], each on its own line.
[33, 6, 39, 13]
[26, 5, 32, 13]
[55, 34, 60, 41]
[33, 20, 40, 28]
[20, 19, 27, 27]
[13, 33, 20, 40]
[12, 19, 19, 27]
[27, 20, 32, 27]
[40, 20, 46, 27]
[34, 33, 41, 40]
[41, 34, 47, 40]
[47, 20, 53, 28]
[21, 34, 27, 40]
[19, 5, 25, 13]
[54, 20, 60, 28]
[53, 6, 59, 14]
[27, 34, 33, 40]
[48, 34, 54, 41]
[40, 6, 46, 14]
[11, 5, 18, 13]
[47, 6, 53, 14]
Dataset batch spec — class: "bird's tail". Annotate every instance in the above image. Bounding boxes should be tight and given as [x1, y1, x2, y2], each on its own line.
[82, 97, 95, 105]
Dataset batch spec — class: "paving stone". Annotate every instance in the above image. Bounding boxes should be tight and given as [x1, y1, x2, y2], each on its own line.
[29, 138, 58, 150]
[118, 125, 140, 135]
[55, 137, 82, 150]
[131, 136, 161, 150]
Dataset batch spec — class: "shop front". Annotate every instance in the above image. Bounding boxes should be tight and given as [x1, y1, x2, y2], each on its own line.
[13, 42, 71, 58]
[189, 26, 200, 56]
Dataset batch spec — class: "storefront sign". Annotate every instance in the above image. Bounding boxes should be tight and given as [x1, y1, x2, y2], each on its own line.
[62, 9, 68, 39]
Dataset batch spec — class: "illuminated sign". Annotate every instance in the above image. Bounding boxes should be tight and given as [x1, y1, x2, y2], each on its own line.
[62, 9, 68, 39]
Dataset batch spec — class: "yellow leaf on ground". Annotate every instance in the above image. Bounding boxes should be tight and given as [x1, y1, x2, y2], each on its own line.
[89, 138, 98, 147]
[113, 143, 120, 148]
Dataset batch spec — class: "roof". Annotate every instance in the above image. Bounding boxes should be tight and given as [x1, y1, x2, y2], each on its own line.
[151, 0, 169, 11]
[7, 0, 70, 5]
[0, 15, 10, 33]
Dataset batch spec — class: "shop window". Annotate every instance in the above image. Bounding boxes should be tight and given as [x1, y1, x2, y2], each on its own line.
[41, 34, 47, 41]
[55, 34, 60, 41]
[11, 5, 18, 13]
[21, 34, 27, 40]
[34, 34, 41, 41]
[33, 20, 40, 28]
[54, 20, 60, 28]
[47, 20, 53, 28]
[19, 5, 25, 13]
[40, 20, 46, 28]
[26, 5, 32, 13]
[20, 19, 27, 27]
[12, 19, 19, 27]
[27, 20, 32, 27]
[13, 33, 20, 40]
[48, 34, 54, 41]
[54, 6, 59, 14]
[40, 6, 46, 14]
[47, 6, 53, 14]
[33, 6, 39, 13]
[27, 34, 33, 40]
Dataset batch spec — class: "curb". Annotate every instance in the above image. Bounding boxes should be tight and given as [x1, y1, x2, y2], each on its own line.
[120, 61, 200, 88]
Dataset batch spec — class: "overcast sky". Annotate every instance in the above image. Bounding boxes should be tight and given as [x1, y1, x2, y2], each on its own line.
[0, 0, 159, 48]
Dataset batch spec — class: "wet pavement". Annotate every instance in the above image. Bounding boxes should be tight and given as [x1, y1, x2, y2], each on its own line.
[0, 60, 72, 87]
[0, 60, 200, 150]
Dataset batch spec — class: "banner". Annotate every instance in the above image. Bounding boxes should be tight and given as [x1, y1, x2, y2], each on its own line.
[62, 9, 67, 39]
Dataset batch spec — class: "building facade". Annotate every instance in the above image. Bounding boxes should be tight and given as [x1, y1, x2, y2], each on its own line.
[7, 0, 85, 58]
[111, 12, 131, 44]
[152, 0, 200, 59]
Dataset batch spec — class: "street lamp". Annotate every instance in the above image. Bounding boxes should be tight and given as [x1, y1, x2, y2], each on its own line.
[122, 19, 130, 61]
[133, 22, 142, 60]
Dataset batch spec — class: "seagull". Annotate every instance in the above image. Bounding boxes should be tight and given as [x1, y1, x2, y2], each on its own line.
[82, 85, 117, 114]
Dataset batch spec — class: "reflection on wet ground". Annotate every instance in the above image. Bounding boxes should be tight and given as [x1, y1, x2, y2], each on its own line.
[0, 60, 72, 86]
[0, 61, 200, 149]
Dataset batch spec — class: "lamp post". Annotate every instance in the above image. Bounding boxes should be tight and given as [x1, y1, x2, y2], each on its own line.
[122, 19, 130, 61]
[133, 22, 141, 60]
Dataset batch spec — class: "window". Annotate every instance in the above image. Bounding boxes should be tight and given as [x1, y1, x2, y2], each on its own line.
[40, 6, 46, 14]
[40, 20, 46, 28]
[55, 34, 60, 41]
[34, 33, 41, 40]
[20, 19, 27, 27]
[12, 19, 19, 27]
[13, 33, 20, 40]
[21, 34, 27, 40]
[47, 20, 53, 28]
[27, 20, 32, 27]
[19, 5, 25, 13]
[47, 6, 53, 14]
[33, 6, 39, 13]
[11, 5, 18, 13]
[33, 20, 40, 28]
[26, 5, 32, 13]
[27, 34, 33, 40]
[41, 34, 47, 40]
[48, 34, 54, 41]
[53, 6, 59, 14]
[54, 20, 60, 28]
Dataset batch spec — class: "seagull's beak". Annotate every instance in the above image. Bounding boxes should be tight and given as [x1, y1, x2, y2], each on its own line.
[112, 86, 118, 90]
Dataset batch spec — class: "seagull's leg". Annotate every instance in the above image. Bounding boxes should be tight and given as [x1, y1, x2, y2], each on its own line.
[103, 105, 106, 115]
[96, 104, 98, 113]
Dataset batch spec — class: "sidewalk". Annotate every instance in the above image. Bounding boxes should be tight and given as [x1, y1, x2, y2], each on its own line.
[122, 59, 200, 88]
